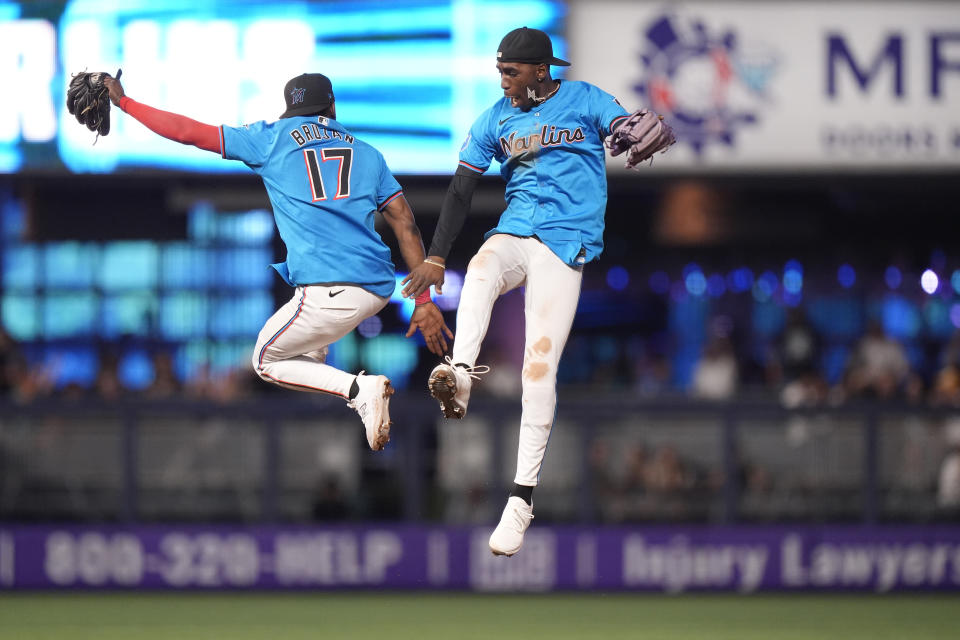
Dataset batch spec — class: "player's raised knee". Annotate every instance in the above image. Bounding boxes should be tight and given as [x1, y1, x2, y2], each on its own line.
[466, 250, 499, 277]
[251, 348, 269, 379]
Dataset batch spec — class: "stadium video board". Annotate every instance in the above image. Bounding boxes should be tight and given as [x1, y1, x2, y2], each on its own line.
[1, 0, 566, 175]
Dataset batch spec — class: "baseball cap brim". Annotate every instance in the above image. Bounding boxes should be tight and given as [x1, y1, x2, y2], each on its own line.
[280, 101, 332, 119]
[498, 55, 570, 67]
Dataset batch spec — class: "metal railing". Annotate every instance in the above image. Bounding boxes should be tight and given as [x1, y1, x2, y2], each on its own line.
[1, 394, 957, 524]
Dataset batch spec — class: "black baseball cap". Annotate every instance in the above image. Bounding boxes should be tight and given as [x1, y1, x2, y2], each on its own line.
[280, 73, 335, 119]
[497, 27, 570, 66]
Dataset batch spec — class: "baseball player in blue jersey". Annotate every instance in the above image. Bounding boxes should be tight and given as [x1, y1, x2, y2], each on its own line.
[104, 72, 452, 452]
[404, 27, 674, 555]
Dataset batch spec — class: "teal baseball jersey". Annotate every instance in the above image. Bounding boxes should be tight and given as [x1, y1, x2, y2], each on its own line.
[220, 116, 403, 298]
[458, 80, 628, 266]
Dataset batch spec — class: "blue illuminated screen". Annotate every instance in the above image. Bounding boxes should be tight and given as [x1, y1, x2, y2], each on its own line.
[1, 0, 566, 175]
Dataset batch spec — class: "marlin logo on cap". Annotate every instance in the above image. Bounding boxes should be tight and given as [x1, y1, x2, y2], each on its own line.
[290, 87, 306, 105]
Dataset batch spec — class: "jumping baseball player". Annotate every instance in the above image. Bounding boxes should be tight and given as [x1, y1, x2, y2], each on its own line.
[404, 27, 674, 555]
[102, 72, 452, 452]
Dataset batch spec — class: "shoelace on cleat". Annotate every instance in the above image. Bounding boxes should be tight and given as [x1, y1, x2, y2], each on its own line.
[441, 355, 490, 380]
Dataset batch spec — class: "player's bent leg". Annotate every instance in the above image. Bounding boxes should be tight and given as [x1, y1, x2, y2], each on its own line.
[252, 285, 393, 449]
[428, 235, 525, 418]
[253, 285, 386, 392]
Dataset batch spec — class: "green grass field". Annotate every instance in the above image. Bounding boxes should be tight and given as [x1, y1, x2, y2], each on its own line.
[1, 592, 957, 639]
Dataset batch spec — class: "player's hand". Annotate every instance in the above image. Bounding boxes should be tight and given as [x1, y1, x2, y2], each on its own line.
[401, 257, 445, 298]
[406, 302, 453, 356]
[104, 74, 125, 107]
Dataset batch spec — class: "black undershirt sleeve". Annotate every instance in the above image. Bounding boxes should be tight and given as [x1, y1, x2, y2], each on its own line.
[427, 165, 481, 259]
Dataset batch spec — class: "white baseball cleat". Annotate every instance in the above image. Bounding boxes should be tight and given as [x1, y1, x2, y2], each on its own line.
[428, 357, 489, 419]
[488, 496, 534, 557]
[347, 372, 394, 451]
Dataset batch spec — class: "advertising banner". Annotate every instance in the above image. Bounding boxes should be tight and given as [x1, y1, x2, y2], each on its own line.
[2, 524, 960, 592]
[568, 1, 960, 170]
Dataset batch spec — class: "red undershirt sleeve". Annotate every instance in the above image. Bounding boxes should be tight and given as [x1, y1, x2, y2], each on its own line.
[118, 96, 222, 154]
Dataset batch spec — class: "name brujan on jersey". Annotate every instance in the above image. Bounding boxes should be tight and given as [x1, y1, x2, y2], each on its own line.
[289, 119, 355, 147]
[499, 125, 585, 157]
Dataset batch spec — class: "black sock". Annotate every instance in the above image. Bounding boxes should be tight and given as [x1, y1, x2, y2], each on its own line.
[348, 378, 359, 399]
[510, 483, 534, 506]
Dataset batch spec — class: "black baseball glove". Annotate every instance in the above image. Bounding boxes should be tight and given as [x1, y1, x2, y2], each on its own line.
[66, 69, 121, 141]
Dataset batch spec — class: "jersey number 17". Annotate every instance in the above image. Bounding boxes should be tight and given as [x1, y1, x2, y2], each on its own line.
[304, 148, 353, 202]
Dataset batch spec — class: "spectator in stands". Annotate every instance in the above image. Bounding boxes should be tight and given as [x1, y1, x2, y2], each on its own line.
[629, 337, 673, 398]
[1, 329, 53, 403]
[931, 330, 960, 406]
[587, 439, 620, 521]
[0, 327, 23, 397]
[144, 351, 182, 399]
[644, 444, 691, 494]
[311, 476, 350, 520]
[92, 349, 124, 400]
[937, 419, 960, 514]
[768, 308, 829, 407]
[621, 442, 649, 494]
[770, 309, 821, 383]
[843, 320, 920, 401]
[691, 335, 738, 400]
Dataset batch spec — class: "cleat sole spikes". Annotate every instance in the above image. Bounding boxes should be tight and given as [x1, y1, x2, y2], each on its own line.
[428, 369, 464, 419]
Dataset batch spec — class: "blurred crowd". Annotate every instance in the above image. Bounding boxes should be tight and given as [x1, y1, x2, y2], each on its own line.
[5, 315, 960, 407]
[557, 312, 960, 408]
[4, 318, 960, 523]
[0, 328, 259, 405]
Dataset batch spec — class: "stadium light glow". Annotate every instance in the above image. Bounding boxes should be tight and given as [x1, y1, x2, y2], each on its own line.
[885, 266, 902, 290]
[753, 270, 779, 301]
[727, 267, 753, 293]
[357, 315, 383, 338]
[707, 273, 726, 297]
[783, 264, 803, 294]
[684, 269, 707, 296]
[606, 265, 629, 291]
[920, 269, 939, 295]
[837, 264, 856, 289]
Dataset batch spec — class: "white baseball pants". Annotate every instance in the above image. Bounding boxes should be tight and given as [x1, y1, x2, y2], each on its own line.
[451, 234, 583, 486]
[252, 285, 388, 397]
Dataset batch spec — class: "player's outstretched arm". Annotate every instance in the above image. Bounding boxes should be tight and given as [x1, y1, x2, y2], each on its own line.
[380, 194, 454, 354]
[401, 165, 480, 296]
[382, 195, 445, 297]
[104, 76, 221, 153]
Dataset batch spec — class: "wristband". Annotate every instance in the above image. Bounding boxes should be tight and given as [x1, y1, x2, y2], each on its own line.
[423, 258, 445, 269]
[415, 290, 432, 306]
